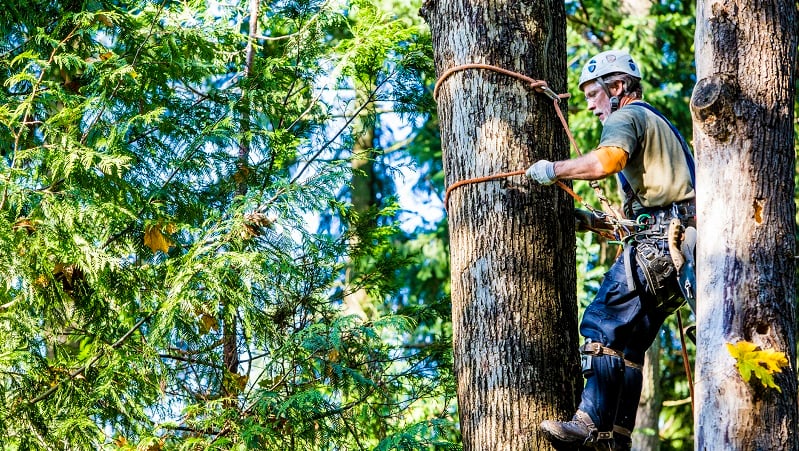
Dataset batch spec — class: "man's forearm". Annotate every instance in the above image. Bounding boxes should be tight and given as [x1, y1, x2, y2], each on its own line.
[553, 153, 609, 181]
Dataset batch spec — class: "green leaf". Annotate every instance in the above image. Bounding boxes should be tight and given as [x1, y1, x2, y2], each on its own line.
[726, 341, 789, 392]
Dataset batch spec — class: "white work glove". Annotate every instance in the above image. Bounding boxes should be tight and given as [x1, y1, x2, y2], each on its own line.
[526, 160, 557, 185]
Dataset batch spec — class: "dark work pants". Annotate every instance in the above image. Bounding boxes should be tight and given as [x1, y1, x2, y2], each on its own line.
[577, 245, 682, 432]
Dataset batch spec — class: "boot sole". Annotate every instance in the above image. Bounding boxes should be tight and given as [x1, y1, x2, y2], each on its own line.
[540, 427, 596, 450]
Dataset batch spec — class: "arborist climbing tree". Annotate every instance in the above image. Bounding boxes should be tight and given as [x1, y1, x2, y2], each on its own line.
[420, 0, 582, 449]
[530, 50, 697, 451]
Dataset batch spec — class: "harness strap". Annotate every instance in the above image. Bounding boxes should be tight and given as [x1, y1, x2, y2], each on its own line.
[582, 341, 642, 370]
[677, 311, 695, 414]
[581, 342, 624, 360]
[613, 425, 632, 438]
[624, 360, 643, 371]
[623, 244, 637, 293]
[575, 410, 613, 442]
[617, 102, 696, 213]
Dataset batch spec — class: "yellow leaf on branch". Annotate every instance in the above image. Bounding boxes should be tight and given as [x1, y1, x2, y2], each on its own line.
[726, 340, 789, 392]
[144, 224, 171, 254]
[198, 313, 219, 334]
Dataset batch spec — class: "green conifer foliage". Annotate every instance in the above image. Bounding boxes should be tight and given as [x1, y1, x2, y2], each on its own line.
[0, 0, 454, 448]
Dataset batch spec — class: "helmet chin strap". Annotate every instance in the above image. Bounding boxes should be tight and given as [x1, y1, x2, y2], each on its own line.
[610, 96, 620, 112]
[596, 76, 621, 113]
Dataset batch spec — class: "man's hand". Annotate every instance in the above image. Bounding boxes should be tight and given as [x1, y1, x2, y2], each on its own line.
[526, 160, 557, 185]
[574, 209, 613, 232]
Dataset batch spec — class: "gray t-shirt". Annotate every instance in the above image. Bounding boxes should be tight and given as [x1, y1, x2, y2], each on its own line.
[598, 102, 695, 216]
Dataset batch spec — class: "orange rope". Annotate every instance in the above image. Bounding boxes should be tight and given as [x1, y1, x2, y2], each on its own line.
[677, 310, 695, 414]
[443, 169, 585, 212]
[443, 169, 524, 208]
[436, 64, 595, 210]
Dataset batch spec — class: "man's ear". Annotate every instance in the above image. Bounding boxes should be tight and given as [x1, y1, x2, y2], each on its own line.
[609, 79, 625, 97]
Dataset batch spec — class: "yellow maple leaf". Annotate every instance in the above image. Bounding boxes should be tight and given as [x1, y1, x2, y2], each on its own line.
[726, 341, 789, 392]
[144, 224, 171, 254]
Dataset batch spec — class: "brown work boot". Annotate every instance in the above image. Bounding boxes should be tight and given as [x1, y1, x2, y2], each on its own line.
[540, 411, 613, 450]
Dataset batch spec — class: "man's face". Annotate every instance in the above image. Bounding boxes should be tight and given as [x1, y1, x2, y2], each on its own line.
[582, 81, 613, 124]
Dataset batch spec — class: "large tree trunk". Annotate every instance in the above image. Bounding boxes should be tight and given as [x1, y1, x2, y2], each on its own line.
[421, 1, 581, 449]
[691, 0, 798, 448]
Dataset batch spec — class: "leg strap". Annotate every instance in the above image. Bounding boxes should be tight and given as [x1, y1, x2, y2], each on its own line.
[581, 341, 624, 359]
[613, 425, 632, 438]
[581, 342, 642, 370]
[575, 410, 613, 442]
[625, 360, 643, 371]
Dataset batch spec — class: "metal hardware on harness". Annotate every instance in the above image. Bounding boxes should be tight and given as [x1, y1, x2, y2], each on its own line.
[581, 342, 625, 359]
[575, 410, 613, 442]
[580, 342, 625, 377]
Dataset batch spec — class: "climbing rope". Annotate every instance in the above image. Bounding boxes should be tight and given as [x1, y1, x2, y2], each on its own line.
[676, 310, 695, 413]
[435, 63, 624, 235]
[442, 169, 584, 212]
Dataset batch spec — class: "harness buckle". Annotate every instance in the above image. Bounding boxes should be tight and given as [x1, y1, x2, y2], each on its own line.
[580, 342, 624, 360]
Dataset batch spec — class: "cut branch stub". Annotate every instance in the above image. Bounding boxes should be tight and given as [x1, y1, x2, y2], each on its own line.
[690, 74, 738, 142]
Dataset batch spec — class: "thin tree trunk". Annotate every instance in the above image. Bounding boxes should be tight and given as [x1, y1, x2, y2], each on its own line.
[421, 0, 581, 449]
[223, 0, 260, 398]
[343, 96, 377, 321]
[633, 339, 661, 450]
[691, 0, 798, 448]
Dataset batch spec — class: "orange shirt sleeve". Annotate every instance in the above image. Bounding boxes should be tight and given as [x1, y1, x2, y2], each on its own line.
[593, 146, 628, 174]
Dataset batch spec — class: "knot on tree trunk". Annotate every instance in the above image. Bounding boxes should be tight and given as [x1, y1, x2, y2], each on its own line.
[690, 74, 738, 142]
[419, 0, 435, 23]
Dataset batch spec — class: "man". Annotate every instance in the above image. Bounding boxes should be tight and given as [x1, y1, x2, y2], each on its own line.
[527, 50, 696, 450]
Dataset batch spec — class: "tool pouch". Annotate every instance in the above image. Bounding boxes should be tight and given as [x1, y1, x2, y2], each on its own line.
[634, 241, 674, 294]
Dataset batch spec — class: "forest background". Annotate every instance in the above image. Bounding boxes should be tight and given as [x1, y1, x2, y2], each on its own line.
[0, 0, 790, 449]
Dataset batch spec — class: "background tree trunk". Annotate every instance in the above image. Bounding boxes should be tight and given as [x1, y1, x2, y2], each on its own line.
[633, 339, 661, 450]
[421, 0, 582, 449]
[223, 0, 260, 399]
[691, 0, 798, 448]
[343, 96, 377, 321]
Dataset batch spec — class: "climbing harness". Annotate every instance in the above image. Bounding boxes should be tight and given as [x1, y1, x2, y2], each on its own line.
[619, 202, 697, 414]
[434, 63, 627, 238]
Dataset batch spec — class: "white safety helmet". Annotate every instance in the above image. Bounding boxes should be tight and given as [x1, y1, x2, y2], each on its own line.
[578, 50, 641, 89]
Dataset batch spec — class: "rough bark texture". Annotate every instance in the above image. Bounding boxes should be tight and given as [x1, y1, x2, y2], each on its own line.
[420, 0, 581, 449]
[691, 0, 798, 449]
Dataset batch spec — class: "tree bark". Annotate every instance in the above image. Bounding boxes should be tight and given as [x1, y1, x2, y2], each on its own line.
[691, 0, 798, 448]
[421, 0, 581, 449]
